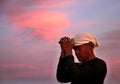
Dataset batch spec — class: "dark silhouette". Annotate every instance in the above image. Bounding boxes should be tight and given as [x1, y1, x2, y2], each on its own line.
[56, 33, 107, 84]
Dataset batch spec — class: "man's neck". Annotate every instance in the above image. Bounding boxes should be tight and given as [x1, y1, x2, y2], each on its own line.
[82, 54, 95, 63]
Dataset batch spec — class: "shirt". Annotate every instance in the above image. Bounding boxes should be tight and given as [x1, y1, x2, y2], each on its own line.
[56, 56, 107, 84]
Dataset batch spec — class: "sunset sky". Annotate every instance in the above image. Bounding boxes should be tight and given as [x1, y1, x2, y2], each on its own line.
[0, 0, 120, 84]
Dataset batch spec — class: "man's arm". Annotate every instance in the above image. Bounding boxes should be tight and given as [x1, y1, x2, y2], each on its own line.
[56, 37, 73, 82]
[56, 57, 71, 83]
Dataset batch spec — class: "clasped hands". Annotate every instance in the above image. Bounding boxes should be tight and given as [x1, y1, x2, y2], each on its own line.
[59, 37, 74, 58]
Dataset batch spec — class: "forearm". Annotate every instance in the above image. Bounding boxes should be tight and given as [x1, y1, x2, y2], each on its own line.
[65, 56, 81, 80]
[65, 50, 72, 56]
[60, 51, 65, 58]
[56, 57, 70, 83]
[57, 36, 73, 82]
[60, 50, 72, 58]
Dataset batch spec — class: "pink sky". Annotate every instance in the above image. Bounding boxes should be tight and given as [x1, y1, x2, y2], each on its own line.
[0, 0, 120, 84]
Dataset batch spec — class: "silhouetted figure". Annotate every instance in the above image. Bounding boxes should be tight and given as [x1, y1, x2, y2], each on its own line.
[56, 33, 107, 84]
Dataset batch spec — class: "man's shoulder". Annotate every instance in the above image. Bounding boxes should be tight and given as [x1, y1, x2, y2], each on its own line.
[91, 58, 107, 69]
[94, 58, 106, 64]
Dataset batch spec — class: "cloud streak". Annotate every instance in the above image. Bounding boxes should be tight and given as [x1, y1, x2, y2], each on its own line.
[0, 0, 74, 43]
[9, 11, 70, 42]
[0, 64, 36, 79]
[0, 62, 54, 80]
[97, 29, 120, 83]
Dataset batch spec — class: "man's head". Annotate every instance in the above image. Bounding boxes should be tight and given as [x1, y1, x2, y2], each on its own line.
[72, 33, 99, 62]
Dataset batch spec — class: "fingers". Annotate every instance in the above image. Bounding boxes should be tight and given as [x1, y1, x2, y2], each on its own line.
[59, 37, 71, 44]
[61, 37, 70, 42]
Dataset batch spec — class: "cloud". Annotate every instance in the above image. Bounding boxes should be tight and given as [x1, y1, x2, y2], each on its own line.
[36, 0, 77, 9]
[9, 11, 70, 42]
[97, 29, 120, 83]
[0, 0, 76, 15]
[0, 0, 98, 43]
[0, 64, 36, 73]
[0, 64, 36, 79]
[0, 42, 57, 80]
[73, 21, 98, 28]
[0, 63, 54, 80]
[0, 0, 76, 43]
[108, 60, 120, 82]
[99, 29, 120, 53]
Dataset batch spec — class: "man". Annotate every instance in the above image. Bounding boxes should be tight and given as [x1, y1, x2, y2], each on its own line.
[56, 33, 107, 84]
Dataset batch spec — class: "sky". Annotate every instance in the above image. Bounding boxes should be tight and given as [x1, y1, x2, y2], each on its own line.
[0, 0, 120, 84]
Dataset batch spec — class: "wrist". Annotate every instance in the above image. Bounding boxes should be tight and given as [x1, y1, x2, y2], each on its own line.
[60, 51, 65, 58]
[65, 50, 72, 56]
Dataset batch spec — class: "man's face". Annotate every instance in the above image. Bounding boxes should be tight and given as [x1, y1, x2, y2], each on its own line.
[73, 44, 89, 62]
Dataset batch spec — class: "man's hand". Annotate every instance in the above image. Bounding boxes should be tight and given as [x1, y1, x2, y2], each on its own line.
[59, 37, 73, 58]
